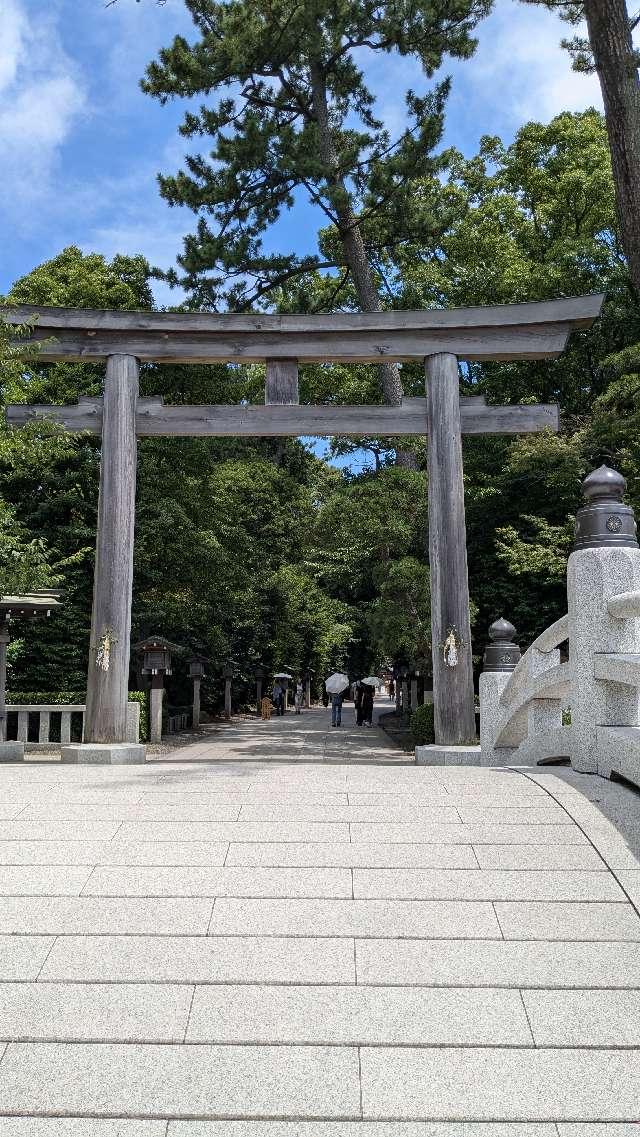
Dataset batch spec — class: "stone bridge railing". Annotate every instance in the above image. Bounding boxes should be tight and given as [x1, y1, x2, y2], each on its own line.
[480, 464, 640, 784]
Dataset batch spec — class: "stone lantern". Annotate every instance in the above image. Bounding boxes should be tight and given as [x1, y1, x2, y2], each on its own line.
[134, 636, 180, 744]
[188, 655, 207, 728]
[398, 663, 410, 716]
[222, 663, 235, 720]
[254, 666, 266, 715]
[304, 668, 315, 709]
[0, 589, 63, 761]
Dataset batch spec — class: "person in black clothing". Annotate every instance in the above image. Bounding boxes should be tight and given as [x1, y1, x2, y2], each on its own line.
[354, 681, 364, 726]
[272, 682, 285, 716]
[361, 683, 374, 727]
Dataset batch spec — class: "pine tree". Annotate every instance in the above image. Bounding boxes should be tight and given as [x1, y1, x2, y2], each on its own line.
[142, 0, 492, 404]
[522, 0, 640, 299]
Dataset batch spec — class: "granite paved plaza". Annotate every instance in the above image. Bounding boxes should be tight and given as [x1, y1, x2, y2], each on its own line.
[1, 702, 640, 1134]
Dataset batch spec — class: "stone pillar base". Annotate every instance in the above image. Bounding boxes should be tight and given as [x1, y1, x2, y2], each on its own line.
[61, 743, 146, 765]
[0, 741, 25, 762]
[415, 743, 482, 766]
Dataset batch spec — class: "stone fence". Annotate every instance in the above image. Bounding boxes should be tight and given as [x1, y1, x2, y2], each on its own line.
[479, 464, 640, 784]
[4, 701, 140, 751]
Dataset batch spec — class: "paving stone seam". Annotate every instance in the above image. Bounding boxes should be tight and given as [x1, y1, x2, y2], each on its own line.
[352, 936, 358, 986]
[517, 987, 537, 1047]
[205, 898, 217, 936]
[3, 894, 631, 902]
[10, 977, 640, 990]
[490, 902, 504, 940]
[513, 769, 640, 921]
[0, 1115, 615, 1126]
[13, 930, 640, 940]
[356, 1044, 364, 1118]
[0, 1112, 359, 1123]
[33, 937, 59, 982]
[0, 830, 590, 843]
[1, 860, 615, 871]
[8, 1035, 640, 1050]
[79, 866, 100, 897]
[181, 986, 197, 1044]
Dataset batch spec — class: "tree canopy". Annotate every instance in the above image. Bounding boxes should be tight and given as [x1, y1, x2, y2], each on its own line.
[141, 0, 492, 407]
[3, 54, 640, 710]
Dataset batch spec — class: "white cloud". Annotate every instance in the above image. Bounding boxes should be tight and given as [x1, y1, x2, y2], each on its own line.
[0, 0, 86, 219]
[100, 0, 194, 111]
[0, 0, 26, 92]
[350, 0, 602, 156]
[466, 0, 602, 126]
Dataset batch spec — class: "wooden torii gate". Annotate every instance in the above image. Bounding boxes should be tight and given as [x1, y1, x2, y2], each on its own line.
[3, 295, 603, 760]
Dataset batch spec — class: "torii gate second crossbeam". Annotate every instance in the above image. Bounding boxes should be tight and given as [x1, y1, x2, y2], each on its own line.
[2, 295, 604, 761]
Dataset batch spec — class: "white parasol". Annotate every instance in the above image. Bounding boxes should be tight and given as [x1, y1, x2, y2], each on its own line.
[361, 676, 382, 688]
[325, 672, 350, 694]
[273, 672, 293, 680]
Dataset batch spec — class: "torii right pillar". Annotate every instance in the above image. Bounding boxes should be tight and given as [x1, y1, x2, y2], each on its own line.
[425, 353, 476, 745]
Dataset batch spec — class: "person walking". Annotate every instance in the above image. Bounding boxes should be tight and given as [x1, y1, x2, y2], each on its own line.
[388, 678, 395, 701]
[272, 681, 285, 717]
[294, 680, 304, 715]
[330, 690, 343, 728]
[361, 683, 374, 727]
[354, 681, 364, 727]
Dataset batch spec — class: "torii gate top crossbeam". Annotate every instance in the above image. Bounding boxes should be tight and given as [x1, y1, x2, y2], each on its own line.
[2, 294, 604, 363]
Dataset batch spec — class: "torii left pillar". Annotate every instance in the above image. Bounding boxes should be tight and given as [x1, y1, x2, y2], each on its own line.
[62, 354, 146, 763]
[425, 353, 476, 747]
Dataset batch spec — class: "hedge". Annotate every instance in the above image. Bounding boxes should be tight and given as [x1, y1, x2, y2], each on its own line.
[8, 691, 85, 705]
[410, 702, 435, 747]
[128, 690, 149, 742]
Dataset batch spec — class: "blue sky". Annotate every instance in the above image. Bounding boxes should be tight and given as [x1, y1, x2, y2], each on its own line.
[1, 0, 603, 306]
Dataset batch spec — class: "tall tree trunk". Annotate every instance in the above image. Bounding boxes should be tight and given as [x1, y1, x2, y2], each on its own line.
[309, 60, 404, 407]
[585, 0, 640, 297]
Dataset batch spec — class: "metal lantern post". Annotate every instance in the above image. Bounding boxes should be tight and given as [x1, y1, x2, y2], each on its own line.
[410, 667, 419, 714]
[188, 656, 206, 729]
[135, 637, 176, 744]
[0, 590, 63, 761]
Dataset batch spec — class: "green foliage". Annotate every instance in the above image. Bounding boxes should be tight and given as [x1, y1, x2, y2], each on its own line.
[7, 691, 85, 704]
[9, 246, 154, 311]
[128, 690, 149, 743]
[5, 104, 640, 701]
[141, 0, 492, 309]
[0, 498, 56, 596]
[391, 109, 640, 649]
[367, 557, 431, 668]
[410, 701, 434, 746]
